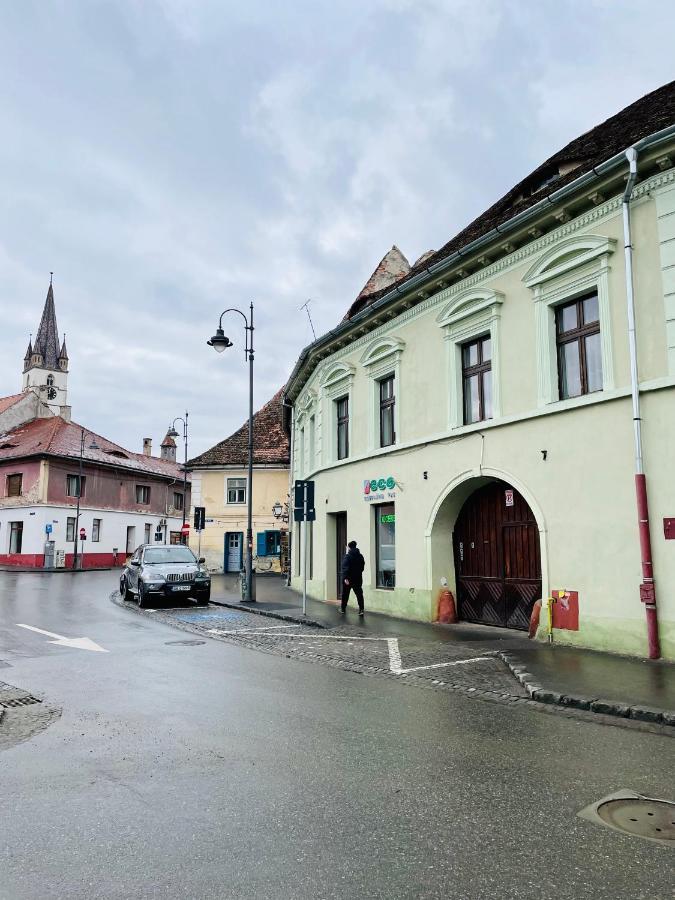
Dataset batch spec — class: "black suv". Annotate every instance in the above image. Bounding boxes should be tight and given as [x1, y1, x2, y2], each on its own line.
[120, 544, 211, 607]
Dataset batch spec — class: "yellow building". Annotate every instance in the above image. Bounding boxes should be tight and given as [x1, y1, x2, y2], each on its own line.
[187, 390, 290, 573]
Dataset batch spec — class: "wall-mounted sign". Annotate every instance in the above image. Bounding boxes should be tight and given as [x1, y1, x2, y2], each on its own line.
[380, 514, 395, 524]
[364, 476, 396, 503]
[505, 489, 514, 507]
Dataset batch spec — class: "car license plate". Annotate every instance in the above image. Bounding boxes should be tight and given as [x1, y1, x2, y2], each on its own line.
[173, 585, 191, 591]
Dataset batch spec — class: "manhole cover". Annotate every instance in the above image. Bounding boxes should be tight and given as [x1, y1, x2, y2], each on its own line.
[579, 791, 675, 845]
[164, 639, 206, 646]
[0, 695, 43, 709]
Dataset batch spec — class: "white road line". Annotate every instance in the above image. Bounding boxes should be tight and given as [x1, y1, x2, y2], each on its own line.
[207, 624, 302, 636]
[206, 627, 495, 676]
[16, 623, 108, 653]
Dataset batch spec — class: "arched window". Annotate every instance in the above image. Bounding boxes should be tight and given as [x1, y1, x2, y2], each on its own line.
[46, 375, 54, 386]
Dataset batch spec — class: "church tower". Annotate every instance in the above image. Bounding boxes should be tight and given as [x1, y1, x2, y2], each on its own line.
[22, 278, 70, 418]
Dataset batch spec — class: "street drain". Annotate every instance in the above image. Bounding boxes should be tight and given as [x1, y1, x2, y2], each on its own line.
[579, 791, 675, 845]
[164, 639, 206, 646]
[0, 695, 43, 709]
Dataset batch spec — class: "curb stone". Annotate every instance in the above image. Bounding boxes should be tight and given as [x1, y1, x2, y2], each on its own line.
[498, 651, 673, 727]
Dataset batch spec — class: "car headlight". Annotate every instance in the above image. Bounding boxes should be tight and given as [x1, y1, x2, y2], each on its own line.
[195, 571, 210, 581]
[141, 572, 165, 583]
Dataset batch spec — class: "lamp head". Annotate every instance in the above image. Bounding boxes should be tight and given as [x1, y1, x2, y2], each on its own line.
[88, 439, 100, 451]
[167, 425, 179, 438]
[207, 327, 233, 353]
[272, 501, 283, 519]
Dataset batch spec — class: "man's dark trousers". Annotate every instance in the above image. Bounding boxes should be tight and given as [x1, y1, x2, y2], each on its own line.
[341, 582, 364, 613]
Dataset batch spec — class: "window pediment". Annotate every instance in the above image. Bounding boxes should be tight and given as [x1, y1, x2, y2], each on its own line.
[318, 361, 355, 390]
[436, 288, 504, 329]
[523, 234, 616, 288]
[359, 336, 405, 369]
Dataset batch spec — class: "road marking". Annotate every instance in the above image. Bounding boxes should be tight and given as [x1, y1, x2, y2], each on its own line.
[207, 624, 302, 636]
[16, 624, 109, 653]
[204, 628, 493, 675]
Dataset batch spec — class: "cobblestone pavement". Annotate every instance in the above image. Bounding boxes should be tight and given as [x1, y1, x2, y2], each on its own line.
[0, 679, 61, 752]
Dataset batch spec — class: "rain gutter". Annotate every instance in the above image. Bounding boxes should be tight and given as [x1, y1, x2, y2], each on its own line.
[285, 123, 675, 400]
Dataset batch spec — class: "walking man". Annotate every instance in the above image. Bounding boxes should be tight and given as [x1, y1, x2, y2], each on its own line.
[340, 540, 365, 616]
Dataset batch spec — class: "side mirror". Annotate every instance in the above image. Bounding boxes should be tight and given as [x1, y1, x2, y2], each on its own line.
[198, 557, 206, 564]
[130, 559, 141, 568]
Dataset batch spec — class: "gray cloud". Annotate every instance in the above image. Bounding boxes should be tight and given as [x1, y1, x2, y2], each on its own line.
[1, 0, 673, 456]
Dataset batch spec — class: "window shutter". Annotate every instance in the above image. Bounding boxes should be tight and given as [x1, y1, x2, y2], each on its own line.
[257, 532, 267, 557]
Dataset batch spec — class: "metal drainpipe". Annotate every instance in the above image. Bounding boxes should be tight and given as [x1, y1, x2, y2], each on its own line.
[622, 146, 660, 659]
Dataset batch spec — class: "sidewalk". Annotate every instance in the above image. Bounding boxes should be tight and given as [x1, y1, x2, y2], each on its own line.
[210, 574, 675, 724]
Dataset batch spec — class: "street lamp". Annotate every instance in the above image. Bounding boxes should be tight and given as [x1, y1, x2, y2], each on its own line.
[272, 500, 289, 523]
[72, 428, 100, 570]
[208, 302, 255, 603]
[167, 412, 189, 531]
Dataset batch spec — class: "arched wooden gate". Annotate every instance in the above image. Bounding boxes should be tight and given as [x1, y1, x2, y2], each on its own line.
[452, 480, 541, 630]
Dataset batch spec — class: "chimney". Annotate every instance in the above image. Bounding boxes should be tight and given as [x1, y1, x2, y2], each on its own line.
[143, 438, 152, 457]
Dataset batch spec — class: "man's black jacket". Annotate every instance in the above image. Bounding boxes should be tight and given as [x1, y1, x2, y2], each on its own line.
[341, 547, 365, 585]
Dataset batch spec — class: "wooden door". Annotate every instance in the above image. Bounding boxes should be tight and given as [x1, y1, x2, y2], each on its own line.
[335, 513, 347, 600]
[452, 481, 541, 630]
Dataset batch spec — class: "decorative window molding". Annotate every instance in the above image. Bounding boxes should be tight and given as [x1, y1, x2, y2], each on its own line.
[318, 362, 355, 463]
[437, 288, 504, 428]
[360, 336, 405, 449]
[524, 234, 616, 406]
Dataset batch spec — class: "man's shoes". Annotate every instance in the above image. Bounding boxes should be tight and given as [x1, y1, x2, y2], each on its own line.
[358, 610, 365, 617]
[338, 608, 345, 615]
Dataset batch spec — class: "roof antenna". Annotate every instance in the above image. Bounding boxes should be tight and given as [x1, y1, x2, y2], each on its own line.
[300, 299, 316, 341]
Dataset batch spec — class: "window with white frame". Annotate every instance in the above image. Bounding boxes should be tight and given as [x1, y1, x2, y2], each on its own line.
[227, 478, 246, 504]
[436, 288, 503, 429]
[318, 362, 355, 462]
[360, 337, 405, 450]
[523, 234, 616, 407]
[66, 517, 76, 542]
[135, 484, 151, 504]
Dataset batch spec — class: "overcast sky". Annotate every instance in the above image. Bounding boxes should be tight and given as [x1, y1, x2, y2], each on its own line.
[1, 1, 673, 457]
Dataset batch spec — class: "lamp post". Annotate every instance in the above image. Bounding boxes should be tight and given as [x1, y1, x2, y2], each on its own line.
[208, 302, 255, 603]
[72, 428, 100, 570]
[167, 412, 189, 532]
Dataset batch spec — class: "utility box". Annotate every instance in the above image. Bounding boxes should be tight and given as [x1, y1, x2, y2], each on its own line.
[55, 550, 66, 568]
[44, 540, 56, 568]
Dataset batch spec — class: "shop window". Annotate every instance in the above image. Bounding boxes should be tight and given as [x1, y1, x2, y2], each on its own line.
[462, 335, 492, 424]
[92, 519, 101, 542]
[227, 478, 246, 504]
[6, 473, 22, 497]
[379, 375, 395, 447]
[135, 485, 151, 504]
[556, 293, 602, 399]
[336, 396, 349, 460]
[66, 517, 76, 542]
[66, 474, 86, 498]
[375, 503, 396, 589]
[9, 521, 23, 554]
[169, 531, 182, 545]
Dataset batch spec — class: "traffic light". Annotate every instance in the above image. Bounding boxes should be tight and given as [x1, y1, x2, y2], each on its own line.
[193, 506, 206, 531]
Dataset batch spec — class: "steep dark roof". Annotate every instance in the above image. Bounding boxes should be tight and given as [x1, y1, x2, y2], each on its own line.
[0, 415, 188, 481]
[188, 389, 290, 468]
[345, 79, 675, 319]
[31, 283, 61, 367]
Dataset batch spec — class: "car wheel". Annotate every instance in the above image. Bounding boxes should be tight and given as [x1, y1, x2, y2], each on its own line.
[137, 584, 149, 608]
[121, 577, 133, 602]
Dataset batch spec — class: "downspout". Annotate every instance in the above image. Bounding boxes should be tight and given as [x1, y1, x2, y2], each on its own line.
[622, 146, 660, 659]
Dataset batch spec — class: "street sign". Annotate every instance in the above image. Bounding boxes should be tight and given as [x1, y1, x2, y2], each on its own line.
[45, 524, 52, 534]
[193, 506, 206, 531]
[293, 479, 315, 522]
[79, 527, 86, 540]
[181, 522, 190, 536]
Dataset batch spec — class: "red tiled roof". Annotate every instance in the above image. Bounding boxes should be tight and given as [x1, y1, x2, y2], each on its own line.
[0, 393, 25, 415]
[345, 79, 675, 319]
[188, 389, 290, 468]
[0, 415, 188, 481]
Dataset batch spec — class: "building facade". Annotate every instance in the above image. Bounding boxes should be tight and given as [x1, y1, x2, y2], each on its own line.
[0, 283, 189, 567]
[188, 390, 290, 573]
[285, 81, 675, 660]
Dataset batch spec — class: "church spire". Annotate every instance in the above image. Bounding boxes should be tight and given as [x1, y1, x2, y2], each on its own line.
[31, 280, 60, 370]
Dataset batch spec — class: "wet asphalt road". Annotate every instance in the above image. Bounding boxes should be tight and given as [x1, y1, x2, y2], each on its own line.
[0, 572, 673, 900]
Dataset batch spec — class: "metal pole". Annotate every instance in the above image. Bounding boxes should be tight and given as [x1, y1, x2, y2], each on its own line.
[72, 429, 84, 570]
[245, 303, 255, 602]
[182, 411, 188, 528]
[302, 486, 308, 616]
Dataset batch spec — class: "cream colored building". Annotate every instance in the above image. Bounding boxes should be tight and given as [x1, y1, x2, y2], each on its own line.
[285, 82, 675, 660]
[187, 390, 290, 573]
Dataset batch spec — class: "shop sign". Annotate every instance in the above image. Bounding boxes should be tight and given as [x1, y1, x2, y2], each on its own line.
[380, 514, 395, 524]
[505, 489, 514, 507]
[364, 476, 396, 503]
